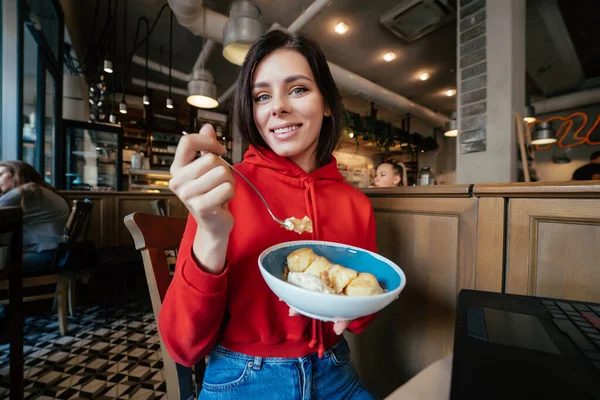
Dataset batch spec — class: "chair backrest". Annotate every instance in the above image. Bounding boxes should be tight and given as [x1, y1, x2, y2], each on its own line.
[151, 199, 169, 217]
[0, 207, 24, 400]
[124, 212, 200, 400]
[65, 199, 93, 243]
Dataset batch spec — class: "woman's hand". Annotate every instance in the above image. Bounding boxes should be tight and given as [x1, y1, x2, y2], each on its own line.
[288, 307, 352, 335]
[169, 124, 235, 274]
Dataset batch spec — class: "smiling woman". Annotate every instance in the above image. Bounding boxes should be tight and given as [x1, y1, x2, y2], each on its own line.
[161, 29, 379, 400]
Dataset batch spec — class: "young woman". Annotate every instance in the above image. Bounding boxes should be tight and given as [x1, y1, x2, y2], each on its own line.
[161, 30, 378, 399]
[0, 161, 69, 276]
[374, 162, 403, 187]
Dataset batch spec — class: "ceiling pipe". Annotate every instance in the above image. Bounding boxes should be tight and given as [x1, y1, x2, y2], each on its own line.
[287, 0, 331, 33]
[532, 87, 600, 115]
[193, 39, 216, 71]
[218, 83, 237, 104]
[132, 77, 188, 96]
[167, 0, 449, 125]
[132, 55, 190, 82]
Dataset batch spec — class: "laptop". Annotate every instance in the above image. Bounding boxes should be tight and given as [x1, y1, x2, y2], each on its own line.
[451, 289, 600, 400]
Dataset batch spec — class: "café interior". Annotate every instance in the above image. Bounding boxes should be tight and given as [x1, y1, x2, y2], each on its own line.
[1, 0, 600, 398]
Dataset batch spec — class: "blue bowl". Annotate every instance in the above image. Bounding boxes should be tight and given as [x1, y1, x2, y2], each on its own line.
[259, 240, 406, 322]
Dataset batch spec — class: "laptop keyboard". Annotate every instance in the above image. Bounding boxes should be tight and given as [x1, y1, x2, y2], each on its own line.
[541, 299, 600, 371]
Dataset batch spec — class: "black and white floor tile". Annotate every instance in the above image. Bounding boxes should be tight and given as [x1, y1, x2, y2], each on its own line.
[0, 301, 167, 399]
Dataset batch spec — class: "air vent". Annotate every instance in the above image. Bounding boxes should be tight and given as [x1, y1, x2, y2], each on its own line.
[380, 0, 456, 43]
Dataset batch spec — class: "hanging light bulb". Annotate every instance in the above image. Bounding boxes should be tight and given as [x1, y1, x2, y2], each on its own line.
[524, 104, 536, 123]
[444, 111, 458, 137]
[103, 59, 113, 74]
[222, 0, 264, 65]
[119, 101, 127, 114]
[187, 68, 219, 109]
[143, 95, 150, 106]
[166, 98, 174, 109]
[531, 122, 556, 145]
[109, 114, 117, 124]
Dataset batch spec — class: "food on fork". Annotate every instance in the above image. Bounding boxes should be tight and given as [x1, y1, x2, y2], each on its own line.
[284, 248, 383, 296]
[287, 248, 318, 273]
[344, 273, 384, 297]
[284, 216, 313, 234]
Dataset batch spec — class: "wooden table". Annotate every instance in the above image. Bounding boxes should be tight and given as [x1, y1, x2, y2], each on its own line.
[384, 355, 452, 400]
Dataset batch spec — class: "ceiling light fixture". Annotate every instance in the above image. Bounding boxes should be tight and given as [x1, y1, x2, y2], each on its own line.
[419, 72, 430, 81]
[444, 111, 457, 137]
[223, 0, 264, 66]
[119, 101, 128, 114]
[187, 68, 219, 109]
[167, 9, 174, 109]
[524, 104, 536, 123]
[531, 121, 557, 145]
[103, 59, 113, 74]
[335, 21, 349, 35]
[383, 52, 396, 62]
[445, 89, 456, 97]
[143, 18, 150, 106]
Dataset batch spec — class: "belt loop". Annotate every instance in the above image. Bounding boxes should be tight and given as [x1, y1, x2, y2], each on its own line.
[252, 356, 263, 371]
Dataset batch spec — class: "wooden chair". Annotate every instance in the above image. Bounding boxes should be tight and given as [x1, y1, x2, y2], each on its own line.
[124, 212, 205, 400]
[0, 199, 94, 335]
[0, 207, 25, 400]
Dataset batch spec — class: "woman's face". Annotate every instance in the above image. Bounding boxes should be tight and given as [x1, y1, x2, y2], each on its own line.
[0, 166, 14, 194]
[252, 48, 330, 173]
[374, 164, 400, 187]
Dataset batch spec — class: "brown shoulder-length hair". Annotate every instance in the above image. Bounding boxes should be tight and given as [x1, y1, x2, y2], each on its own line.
[0, 160, 68, 208]
[233, 29, 343, 168]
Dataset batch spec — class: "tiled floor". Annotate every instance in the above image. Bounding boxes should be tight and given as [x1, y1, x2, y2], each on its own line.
[0, 301, 167, 399]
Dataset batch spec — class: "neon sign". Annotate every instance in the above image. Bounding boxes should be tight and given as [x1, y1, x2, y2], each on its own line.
[532, 112, 600, 150]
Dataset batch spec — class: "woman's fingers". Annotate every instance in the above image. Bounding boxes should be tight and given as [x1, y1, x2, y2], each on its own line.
[170, 124, 226, 173]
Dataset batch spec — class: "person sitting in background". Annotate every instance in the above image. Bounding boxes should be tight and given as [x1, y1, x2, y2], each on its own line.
[0, 161, 70, 276]
[374, 162, 403, 187]
[572, 151, 600, 181]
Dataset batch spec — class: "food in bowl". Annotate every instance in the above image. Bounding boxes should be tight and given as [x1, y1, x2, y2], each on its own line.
[284, 248, 384, 296]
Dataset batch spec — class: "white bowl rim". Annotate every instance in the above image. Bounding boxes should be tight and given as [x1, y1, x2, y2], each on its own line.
[258, 240, 407, 300]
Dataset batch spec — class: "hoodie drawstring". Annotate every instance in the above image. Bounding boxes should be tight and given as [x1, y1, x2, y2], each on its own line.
[303, 179, 326, 358]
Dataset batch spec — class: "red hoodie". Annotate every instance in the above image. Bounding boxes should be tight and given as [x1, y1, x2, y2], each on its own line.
[159, 146, 378, 367]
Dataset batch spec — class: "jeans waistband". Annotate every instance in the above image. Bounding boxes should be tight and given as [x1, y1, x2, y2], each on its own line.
[212, 340, 347, 365]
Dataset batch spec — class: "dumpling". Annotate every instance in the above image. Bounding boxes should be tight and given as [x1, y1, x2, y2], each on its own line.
[287, 272, 335, 294]
[304, 256, 333, 277]
[326, 264, 358, 294]
[344, 273, 384, 296]
[287, 248, 318, 273]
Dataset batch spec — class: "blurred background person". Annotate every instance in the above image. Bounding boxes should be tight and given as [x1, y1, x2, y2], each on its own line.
[572, 151, 600, 181]
[374, 162, 406, 187]
[0, 161, 70, 276]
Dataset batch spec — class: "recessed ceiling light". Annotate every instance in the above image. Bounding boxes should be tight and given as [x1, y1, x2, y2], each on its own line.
[419, 72, 430, 81]
[335, 21, 349, 35]
[383, 52, 396, 62]
[445, 89, 456, 97]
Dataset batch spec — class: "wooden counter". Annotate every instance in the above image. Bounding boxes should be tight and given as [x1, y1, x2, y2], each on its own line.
[59, 191, 186, 248]
[351, 182, 600, 398]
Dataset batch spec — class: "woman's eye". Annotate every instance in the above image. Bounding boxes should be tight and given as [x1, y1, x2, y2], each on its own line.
[291, 87, 308, 95]
[255, 94, 270, 102]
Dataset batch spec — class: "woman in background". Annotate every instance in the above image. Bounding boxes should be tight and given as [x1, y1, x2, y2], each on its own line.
[374, 162, 406, 187]
[0, 161, 69, 276]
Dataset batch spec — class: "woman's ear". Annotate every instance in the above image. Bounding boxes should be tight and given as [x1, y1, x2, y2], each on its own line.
[324, 104, 332, 117]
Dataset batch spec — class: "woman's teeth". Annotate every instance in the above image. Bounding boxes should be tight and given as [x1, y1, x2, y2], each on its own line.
[273, 125, 300, 134]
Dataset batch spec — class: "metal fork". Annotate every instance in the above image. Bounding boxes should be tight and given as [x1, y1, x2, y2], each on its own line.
[220, 158, 294, 231]
[181, 131, 293, 230]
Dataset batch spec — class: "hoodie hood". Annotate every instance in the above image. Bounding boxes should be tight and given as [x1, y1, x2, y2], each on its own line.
[241, 145, 344, 187]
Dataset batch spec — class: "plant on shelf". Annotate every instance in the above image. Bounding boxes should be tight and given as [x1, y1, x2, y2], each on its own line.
[342, 109, 438, 153]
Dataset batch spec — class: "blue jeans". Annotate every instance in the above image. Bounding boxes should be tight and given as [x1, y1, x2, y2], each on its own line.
[199, 339, 377, 400]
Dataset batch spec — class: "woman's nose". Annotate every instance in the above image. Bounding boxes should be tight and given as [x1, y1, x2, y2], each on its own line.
[271, 96, 291, 116]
